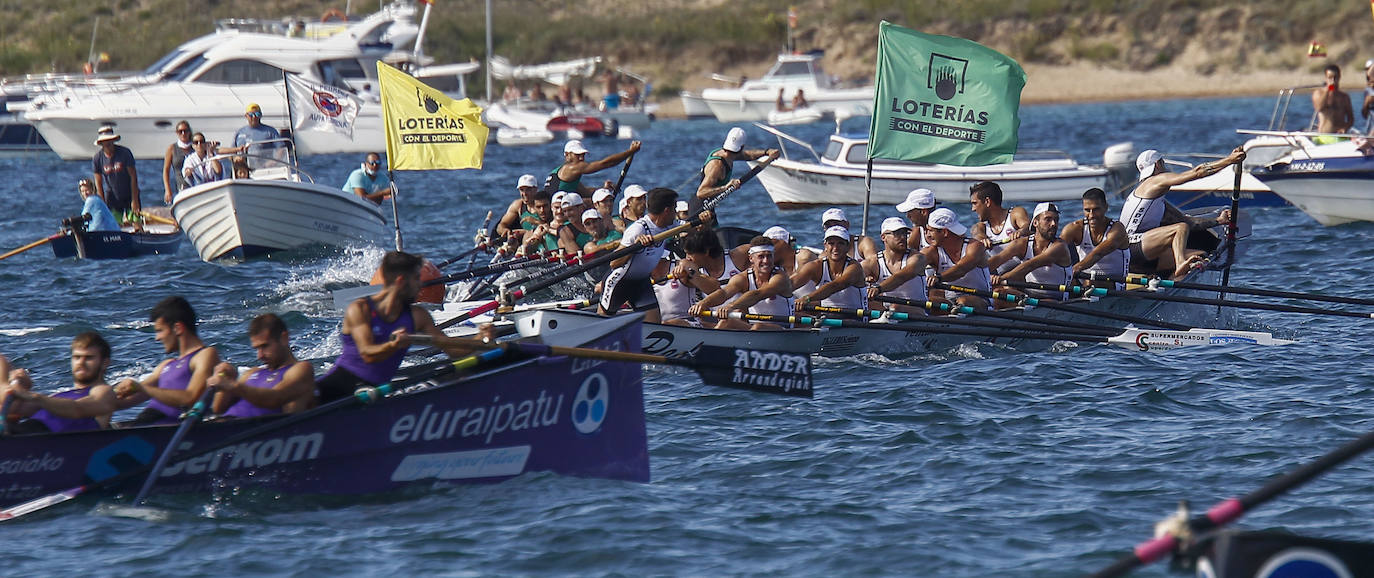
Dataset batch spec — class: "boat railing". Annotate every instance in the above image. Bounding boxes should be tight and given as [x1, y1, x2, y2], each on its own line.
[752, 121, 822, 162]
[1236, 128, 1360, 160]
[1267, 84, 1324, 131]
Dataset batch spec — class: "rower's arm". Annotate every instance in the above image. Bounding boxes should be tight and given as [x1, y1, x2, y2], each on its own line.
[986, 237, 1028, 270]
[732, 270, 793, 311]
[345, 300, 407, 363]
[804, 262, 864, 303]
[224, 362, 315, 414]
[939, 242, 988, 281]
[142, 347, 219, 409]
[696, 159, 731, 200]
[413, 307, 485, 358]
[999, 241, 1069, 284]
[20, 384, 117, 422]
[495, 199, 523, 236]
[584, 141, 642, 174]
[689, 274, 747, 315]
[875, 253, 929, 294]
[127, 163, 141, 214]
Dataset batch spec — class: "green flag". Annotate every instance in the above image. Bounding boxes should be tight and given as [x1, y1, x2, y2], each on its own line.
[868, 21, 1026, 166]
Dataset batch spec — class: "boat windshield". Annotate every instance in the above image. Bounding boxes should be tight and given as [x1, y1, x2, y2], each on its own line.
[165, 55, 207, 82]
[194, 59, 287, 85]
[143, 49, 187, 76]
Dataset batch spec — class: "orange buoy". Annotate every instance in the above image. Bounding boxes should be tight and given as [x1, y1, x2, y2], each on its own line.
[370, 259, 445, 303]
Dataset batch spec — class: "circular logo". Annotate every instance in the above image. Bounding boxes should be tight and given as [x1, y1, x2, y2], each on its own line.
[1256, 547, 1351, 578]
[312, 91, 343, 117]
[571, 373, 609, 434]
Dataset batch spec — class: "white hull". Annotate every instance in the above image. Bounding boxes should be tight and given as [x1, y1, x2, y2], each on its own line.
[1259, 176, 1374, 226]
[170, 178, 388, 261]
[679, 92, 714, 118]
[766, 107, 824, 126]
[701, 87, 873, 123]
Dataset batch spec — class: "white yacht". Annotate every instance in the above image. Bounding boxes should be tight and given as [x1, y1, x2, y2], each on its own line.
[696, 51, 873, 123]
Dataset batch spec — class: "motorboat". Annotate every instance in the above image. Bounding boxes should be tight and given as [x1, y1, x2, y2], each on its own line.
[170, 145, 389, 261]
[1248, 132, 1374, 226]
[766, 106, 824, 126]
[752, 119, 1136, 209]
[679, 91, 714, 119]
[698, 51, 873, 123]
[485, 55, 650, 144]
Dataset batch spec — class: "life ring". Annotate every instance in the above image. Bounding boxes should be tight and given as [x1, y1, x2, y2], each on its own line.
[321, 9, 346, 22]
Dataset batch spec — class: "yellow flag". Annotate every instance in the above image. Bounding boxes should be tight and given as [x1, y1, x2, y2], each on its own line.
[378, 61, 489, 170]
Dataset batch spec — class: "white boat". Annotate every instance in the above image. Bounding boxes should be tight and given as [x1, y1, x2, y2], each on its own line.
[699, 51, 873, 123]
[679, 91, 714, 119]
[766, 106, 824, 126]
[1247, 131, 1374, 226]
[170, 147, 388, 261]
[752, 121, 1136, 208]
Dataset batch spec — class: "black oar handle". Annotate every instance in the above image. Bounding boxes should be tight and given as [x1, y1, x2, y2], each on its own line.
[935, 282, 1194, 330]
[1077, 271, 1374, 307]
[131, 386, 217, 506]
[612, 150, 636, 194]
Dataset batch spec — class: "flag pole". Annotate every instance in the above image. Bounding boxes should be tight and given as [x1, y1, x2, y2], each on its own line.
[861, 158, 872, 239]
[388, 169, 403, 251]
[484, 0, 494, 103]
[281, 71, 299, 168]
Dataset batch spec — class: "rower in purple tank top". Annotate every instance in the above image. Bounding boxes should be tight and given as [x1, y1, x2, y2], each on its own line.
[0, 332, 118, 434]
[209, 313, 316, 418]
[316, 251, 488, 403]
[115, 296, 221, 426]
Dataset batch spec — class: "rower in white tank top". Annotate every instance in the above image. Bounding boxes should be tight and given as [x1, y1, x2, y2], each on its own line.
[1076, 217, 1129, 289]
[652, 255, 698, 325]
[1119, 193, 1166, 244]
[747, 267, 793, 317]
[875, 250, 927, 304]
[1021, 235, 1072, 299]
[818, 257, 866, 309]
[983, 210, 1022, 274]
[936, 241, 992, 295]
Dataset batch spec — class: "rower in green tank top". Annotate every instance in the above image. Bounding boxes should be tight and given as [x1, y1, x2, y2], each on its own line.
[694, 127, 780, 223]
[546, 139, 641, 196]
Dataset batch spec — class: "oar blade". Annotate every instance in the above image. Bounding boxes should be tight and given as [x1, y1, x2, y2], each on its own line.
[689, 345, 814, 398]
[0, 486, 86, 521]
[1107, 328, 1295, 352]
[331, 283, 383, 310]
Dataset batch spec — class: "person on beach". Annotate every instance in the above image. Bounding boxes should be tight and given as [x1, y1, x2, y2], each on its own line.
[1123, 149, 1242, 280]
[114, 296, 222, 426]
[690, 236, 794, 331]
[867, 217, 928, 316]
[546, 139, 640, 197]
[342, 152, 393, 205]
[919, 208, 992, 310]
[992, 203, 1073, 301]
[1312, 64, 1353, 142]
[207, 313, 315, 417]
[92, 127, 140, 225]
[1060, 187, 1130, 290]
[316, 251, 485, 403]
[181, 132, 223, 187]
[162, 120, 193, 204]
[694, 127, 779, 220]
[0, 332, 118, 434]
[969, 181, 1031, 275]
[598, 188, 679, 321]
[78, 178, 120, 233]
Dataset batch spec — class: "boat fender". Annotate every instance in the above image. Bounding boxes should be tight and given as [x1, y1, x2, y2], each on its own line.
[371, 259, 445, 303]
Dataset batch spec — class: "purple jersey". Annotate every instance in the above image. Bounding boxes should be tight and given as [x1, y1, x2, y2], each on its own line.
[329, 298, 414, 385]
[31, 388, 101, 433]
[146, 347, 205, 424]
[224, 365, 292, 418]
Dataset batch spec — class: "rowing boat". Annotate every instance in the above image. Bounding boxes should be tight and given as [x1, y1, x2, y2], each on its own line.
[49, 223, 182, 260]
[0, 314, 649, 510]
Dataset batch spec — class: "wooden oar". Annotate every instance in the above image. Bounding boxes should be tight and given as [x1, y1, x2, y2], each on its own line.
[435, 241, 491, 270]
[1220, 162, 1242, 291]
[1082, 272, 1374, 307]
[935, 282, 1195, 330]
[125, 387, 216, 510]
[409, 334, 812, 398]
[1091, 427, 1374, 577]
[138, 211, 178, 227]
[0, 351, 509, 522]
[0, 234, 59, 262]
[612, 149, 636, 194]
[1007, 279, 1374, 320]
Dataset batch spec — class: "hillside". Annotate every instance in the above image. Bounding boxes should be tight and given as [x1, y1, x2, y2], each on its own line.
[3, 0, 1371, 107]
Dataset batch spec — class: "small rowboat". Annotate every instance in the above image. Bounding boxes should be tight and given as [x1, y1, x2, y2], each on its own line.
[49, 222, 183, 260]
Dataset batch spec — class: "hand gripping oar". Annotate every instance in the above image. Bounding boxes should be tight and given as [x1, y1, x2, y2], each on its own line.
[437, 159, 775, 331]
[0, 234, 59, 262]
[464, 210, 497, 270]
[1090, 428, 1374, 578]
[331, 250, 576, 309]
[1082, 272, 1374, 307]
[935, 282, 1195, 330]
[0, 351, 511, 522]
[1010, 279, 1374, 320]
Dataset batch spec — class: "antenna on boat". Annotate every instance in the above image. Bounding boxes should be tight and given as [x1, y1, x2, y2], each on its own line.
[484, 0, 493, 103]
[412, 0, 434, 65]
[85, 17, 100, 74]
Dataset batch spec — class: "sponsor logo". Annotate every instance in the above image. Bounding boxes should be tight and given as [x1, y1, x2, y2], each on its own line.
[885, 51, 996, 144]
[927, 53, 968, 100]
[731, 349, 811, 394]
[641, 330, 702, 359]
[0, 452, 65, 475]
[312, 91, 343, 117]
[571, 373, 609, 434]
[1208, 335, 1257, 345]
[390, 446, 531, 481]
[161, 433, 324, 477]
[389, 389, 565, 446]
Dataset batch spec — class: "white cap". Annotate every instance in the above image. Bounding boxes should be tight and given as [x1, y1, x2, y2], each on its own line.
[896, 188, 937, 212]
[624, 184, 647, 198]
[580, 208, 602, 222]
[927, 208, 968, 236]
[517, 174, 538, 189]
[1366, 58, 1373, 69]
[762, 225, 790, 242]
[675, 200, 689, 212]
[823, 225, 850, 241]
[563, 192, 585, 206]
[592, 188, 613, 203]
[1032, 202, 1059, 219]
[723, 127, 746, 153]
[821, 207, 848, 225]
[1137, 149, 1164, 179]
[564, 140, 589, 155]
[618, 197, 627, 212]
[552, 191, 568, 206]
[880, 217, 911, 234]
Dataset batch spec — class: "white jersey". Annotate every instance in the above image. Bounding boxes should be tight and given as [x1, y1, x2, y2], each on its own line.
[983, 211, 1020, 274]
[615, 217, 671, 279]
[1075, 218, 1129, 285]
[1120, 192, 1166, 243]
[1021, 236, 1071, 296]
[876, 250, 927, 304]
[653, 257, 696, 323]
[937, 239, 992, 294]
[747, 268, 793, 317]
[818, 257, 865, 309]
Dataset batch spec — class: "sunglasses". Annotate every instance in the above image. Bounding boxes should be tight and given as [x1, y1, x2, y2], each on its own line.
[365, 160, 382, 166]
[176, 128, 190, 133]
[192, 139, 205, 144]
[247, 111, 261, 118]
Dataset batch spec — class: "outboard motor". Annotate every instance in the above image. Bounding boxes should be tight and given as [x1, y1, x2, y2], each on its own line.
[1102, 142, 1137, 194]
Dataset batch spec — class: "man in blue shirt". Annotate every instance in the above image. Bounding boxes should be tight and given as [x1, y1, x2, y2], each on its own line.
[91, 127, 140, 222]
[341, 152, 393, 204]
[223, 103, 283, 165]
[78, 178, 120, 232]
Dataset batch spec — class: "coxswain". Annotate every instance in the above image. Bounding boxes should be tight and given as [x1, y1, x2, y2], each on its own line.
[920, 208, 991, 310]
[968, 181, 1030, 275]
[792, 226, 866, 310]
[694, 127, 779, 219]
[114, 296, 222, 425]
[0, 332, 117, 433]
[993, 203, 1073, 301]
[547, 139, 640, 196]
[867, 217, 928, 316]
[207, 313, 315, 417]
[316, 251, 485, 403]
[690, 236, 794, 331]
[599, 188, 680, 321]
[1060, 187, 1129, 290]
[1124, 148, 1243, 279]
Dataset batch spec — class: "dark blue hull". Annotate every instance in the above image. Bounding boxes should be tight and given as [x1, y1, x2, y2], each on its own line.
[1164, 189, 1291, 209]
[50, 230, 183, 260]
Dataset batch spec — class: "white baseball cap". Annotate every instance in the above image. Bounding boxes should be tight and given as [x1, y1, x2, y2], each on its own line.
[592, 188, 613, 203]
[580, 208, 602, 222]
[823, 225, 850, 241]
[896, 188, 937, 212]
[821, 207, 848, 225]
[624, 184, 647, 198]
[618, 197, 627, 212]
[880, 217, 911, 234]
[564, 140, 589, 155]
[723, 127, 746, 153]
[675, 200, 689, 212]
[1032, 202, 1059, 219]
[1366, 58, 1373, 69]
[563, 192, 585, 206]
[552, 191, 567, 206]
[927, 208, 968, 236]
[762, 225, 790, 242]
[1137, 149, 1164, 179]
[517, 174, 538, 189]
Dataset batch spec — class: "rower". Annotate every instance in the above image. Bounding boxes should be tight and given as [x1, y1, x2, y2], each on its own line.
[993, 203, 1073, 301]
[599, 188, 680, 322]
[743, 226, 797, 276]
[690, 236, 794, 331]
[969, 181, 1030, 275]
[517, 190, 556, 254]
[920, 208, 992, 310]
[495, 174, 540, 241]
[580, 208, 623, 254]
[207, 313, 315, 418]
[556, 193, 591, 253]
[591, 187, 620, 231]
[316, 251, 485, 403]
[546, 139, 640, 196]
[623, 184, 648, 223]
[895, 188, 938, 251]
[653, 230, 725, 327]
[867, 217, 928, 316]
[0, 332, 117, 434]
[821, 207, 880, 263]
[1125, 148, 1243, 279]
[114, 296, 223, 425]
[694, 127, 779, 221]
[1060, 187, 1129, 290]
[792, 226, 866, 310]
[676, 200, 691, 222]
